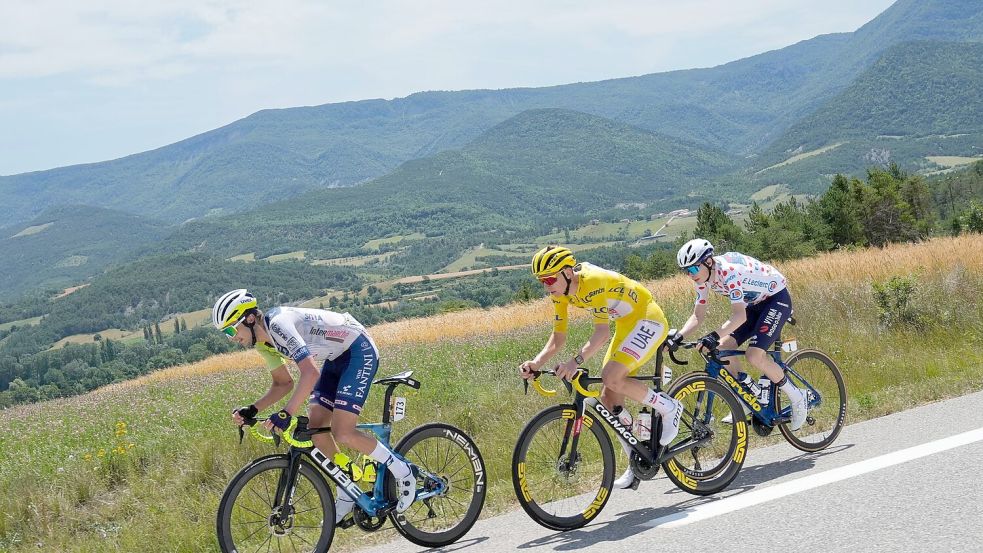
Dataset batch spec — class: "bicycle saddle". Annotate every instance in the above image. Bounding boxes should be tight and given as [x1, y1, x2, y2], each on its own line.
[373, 370, 421, 389]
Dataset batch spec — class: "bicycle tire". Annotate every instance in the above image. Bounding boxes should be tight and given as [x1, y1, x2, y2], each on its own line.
[776, 349, 847, 452]
[663, 373, 748, 496]
[216, 454, 335, 553]
[511, 404, 615, 531]
[386, 423, 487, 547]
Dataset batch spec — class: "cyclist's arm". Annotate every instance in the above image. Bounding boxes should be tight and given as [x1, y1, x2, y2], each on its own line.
[715, 302, 747, 339]
[678, 302, 708, 338]
[252, 363, 294, 412]
[530, 331, 566, 369]
[282, 356, 320, 416]
[578, 322, 611, 363]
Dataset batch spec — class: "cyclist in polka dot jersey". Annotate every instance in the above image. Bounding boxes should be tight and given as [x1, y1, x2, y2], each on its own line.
[668, 239, 808, 431]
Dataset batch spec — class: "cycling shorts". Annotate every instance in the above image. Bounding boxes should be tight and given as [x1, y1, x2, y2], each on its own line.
[310, 334, 379, 415]
[604, 301, 669, 375]
[730, 288, 793, 351]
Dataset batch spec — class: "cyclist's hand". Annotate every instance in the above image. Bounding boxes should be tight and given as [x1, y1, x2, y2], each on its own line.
[232, 404, 258, 425]
[665, 331, 684, 352]
[555, 359, 579, 381]
[519, 360, 538, 380]
[264, 409, 293, 433]
[697, 331, 720, 354]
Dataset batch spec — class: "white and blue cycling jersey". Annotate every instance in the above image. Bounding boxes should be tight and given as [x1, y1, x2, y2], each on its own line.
[263, 306, 373, 364]
[694, 252, 787, 307]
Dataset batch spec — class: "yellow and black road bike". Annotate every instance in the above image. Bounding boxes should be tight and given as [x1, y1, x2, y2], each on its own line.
[512, 343, 747, 531]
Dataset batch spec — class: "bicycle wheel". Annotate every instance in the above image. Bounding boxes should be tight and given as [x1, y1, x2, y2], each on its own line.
[387, 423, 487, 548]
[216, 455, 335, 553]
[511, 405, 615, 531]
[777, 349, 847, 452]
[663, 373, 748, 496]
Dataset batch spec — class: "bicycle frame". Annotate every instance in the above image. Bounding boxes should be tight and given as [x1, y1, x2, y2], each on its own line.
[704, 348, 822, 427]
[547, 349, 716, 469]
[262, 379, 447, 521]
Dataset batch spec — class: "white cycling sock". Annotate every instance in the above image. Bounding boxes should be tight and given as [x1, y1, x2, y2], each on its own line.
[335, 493, 355, 523]
[780, 379, 803, 402]
[642, 389, 677, 416]
[370, 441, 410, 479]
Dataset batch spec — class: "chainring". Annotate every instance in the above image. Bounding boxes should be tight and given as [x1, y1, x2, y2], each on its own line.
[629, 450, 661, 480]
[751, 416, 775, 437]
[353, 506, 387, 532]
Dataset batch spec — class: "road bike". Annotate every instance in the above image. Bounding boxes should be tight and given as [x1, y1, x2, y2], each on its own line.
[680, 318, 847, 452]
[216, 370, 486, 552]
[511, 343, 748, 531]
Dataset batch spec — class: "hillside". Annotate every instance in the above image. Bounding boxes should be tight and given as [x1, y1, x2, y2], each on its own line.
[0, 206, 170, 301]
[752, 41, 983, 190]
[153, 108, 735, 264]
[1, 0, 981, 225]
[2, 236, 981, 552]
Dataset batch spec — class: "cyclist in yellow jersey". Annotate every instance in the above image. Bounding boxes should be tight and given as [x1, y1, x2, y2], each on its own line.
[519, 245, 683, 490]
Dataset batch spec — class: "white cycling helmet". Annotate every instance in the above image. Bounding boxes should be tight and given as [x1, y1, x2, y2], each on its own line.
[677, 239, 714, 268]
[212, 289, 257, 330]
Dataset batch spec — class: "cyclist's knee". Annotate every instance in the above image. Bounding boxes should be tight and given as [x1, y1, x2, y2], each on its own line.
[719, 334, 738, 349]
[746, 347, 768, 366]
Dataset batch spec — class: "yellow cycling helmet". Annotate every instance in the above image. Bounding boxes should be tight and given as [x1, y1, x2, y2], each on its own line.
[212, 289, 258, 330]
[531, 245, 576, 277]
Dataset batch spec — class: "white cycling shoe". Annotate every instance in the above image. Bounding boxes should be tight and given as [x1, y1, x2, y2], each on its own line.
[659, 398, 684, 446]
[614, 467, 640, 490]
[789, 388, 809, 431]
[395, 469, 418, 513]
[722, 401, 752, 424]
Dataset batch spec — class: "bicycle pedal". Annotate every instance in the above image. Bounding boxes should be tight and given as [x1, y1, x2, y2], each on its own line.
[337, 516, 356, 529]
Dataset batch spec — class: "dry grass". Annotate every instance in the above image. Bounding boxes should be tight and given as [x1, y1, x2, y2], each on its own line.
[108, 235, 983, 388]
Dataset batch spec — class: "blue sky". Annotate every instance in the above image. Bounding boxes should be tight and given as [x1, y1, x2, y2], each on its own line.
[0, 0, 896, 176]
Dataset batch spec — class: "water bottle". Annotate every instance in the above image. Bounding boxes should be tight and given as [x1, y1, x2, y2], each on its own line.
[614, 405, 633, 429]
[637, 408, 652, 441]
[333, 452, 364, 481]
[757, 376, 771, 404]
[739, 373, 761, 397]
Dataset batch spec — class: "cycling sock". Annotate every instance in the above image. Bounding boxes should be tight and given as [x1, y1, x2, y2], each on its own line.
[642, 389, 677, 416]
[370, 441, 411, 479]
[779, 378, 803, 401]
[334, 493, 355, 523]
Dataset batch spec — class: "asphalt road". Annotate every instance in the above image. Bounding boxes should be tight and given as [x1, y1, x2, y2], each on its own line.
[359, 390, 983, 553]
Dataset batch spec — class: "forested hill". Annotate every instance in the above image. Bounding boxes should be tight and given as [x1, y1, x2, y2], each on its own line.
[150, 108, 735, 262]
[0, 206, 170, 301]
[751, 41, 983, 191]
[1, 0, 981, 225]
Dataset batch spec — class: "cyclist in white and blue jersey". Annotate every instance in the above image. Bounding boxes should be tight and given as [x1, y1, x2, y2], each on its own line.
[212, 289, 416, 524]
[670, 240, 808, 430]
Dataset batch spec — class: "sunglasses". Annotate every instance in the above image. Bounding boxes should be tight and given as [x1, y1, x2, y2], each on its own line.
[223, 319, 245, 339]
[682, 264, 701, 276]
[538, 274, 561, 286]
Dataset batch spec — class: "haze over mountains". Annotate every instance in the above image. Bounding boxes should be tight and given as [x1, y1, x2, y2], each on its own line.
[1, 0, 980, 226]
[0, 0, 981, 302]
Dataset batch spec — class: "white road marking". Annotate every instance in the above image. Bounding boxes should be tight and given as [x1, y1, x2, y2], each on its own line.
[646, 426, 983, 529]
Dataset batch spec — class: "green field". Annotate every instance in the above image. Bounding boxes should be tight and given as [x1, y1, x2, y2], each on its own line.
[261, 250, 306, 262]
[3, 237, 983, 551]
[440, 245, 530, 272]
[0, 316, 43, 332]
[363, 233, 425, 251]
[535, 214, 698, 244]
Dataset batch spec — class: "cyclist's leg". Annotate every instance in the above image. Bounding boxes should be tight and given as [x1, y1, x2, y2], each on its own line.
[744, 290, 805, 428]
[604, 315, 680, 445]
[331, 334, 416, 512]
[310, 361, 342, 457]
[722, 315, 755, 378]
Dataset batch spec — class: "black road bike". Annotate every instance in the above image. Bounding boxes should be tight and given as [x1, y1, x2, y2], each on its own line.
[511, 344, 748, 531]
[216, 371, 486, 552]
